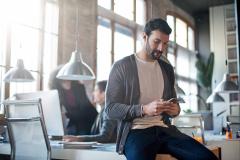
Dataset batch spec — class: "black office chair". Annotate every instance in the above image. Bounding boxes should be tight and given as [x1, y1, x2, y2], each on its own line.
[3, 99, 51, 160]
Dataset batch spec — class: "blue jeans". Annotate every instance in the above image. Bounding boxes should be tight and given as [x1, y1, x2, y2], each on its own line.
[124, 126, 218, 160]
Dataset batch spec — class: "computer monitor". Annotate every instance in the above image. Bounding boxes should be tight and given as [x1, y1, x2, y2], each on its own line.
[15, 90, 64, 136]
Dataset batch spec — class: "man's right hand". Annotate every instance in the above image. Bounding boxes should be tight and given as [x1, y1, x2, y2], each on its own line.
[142, 99, 171, 116]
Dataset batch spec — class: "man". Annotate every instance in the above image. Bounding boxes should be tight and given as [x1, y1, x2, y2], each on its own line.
[63, 80, 117, 143]
[105, 18, 218, 160]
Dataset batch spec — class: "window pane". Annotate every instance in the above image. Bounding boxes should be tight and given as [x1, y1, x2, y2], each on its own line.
[114, 23, 134, 62]
[114, 0, 134, 20]
[188, 27, 195, 51]
[0, 24, 7, 101]
[9, 72, 38, 96]
[10, 25, 39, 71]
[42, 2, 59, 90]
[189, 52, 197, 80]
[176, 47, 189, 77]
[97, 17, 112, 81]
[178, 80, 190, 114]
[0, 1, 9, 23]
[189, 82, 198, 112]
[176, 18, 187, 48]
[0, 25, 7, 66]
[45, 2, 59, 34]
[167, 52, 175, 67]
[136, 0, 146, 25]
[98, 0, 111, 10]
[136, 37, 142, 53]
[43, 34, 58, 90]
[0, 66, 6, 102]
[167, 15, 175, 42]
[136, 29, 143, 52]
[177, 81, 198, 113]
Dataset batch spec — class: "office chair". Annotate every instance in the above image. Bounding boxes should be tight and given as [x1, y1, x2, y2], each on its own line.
[172, 114, 205, 144]
[3, 99, 51, 160]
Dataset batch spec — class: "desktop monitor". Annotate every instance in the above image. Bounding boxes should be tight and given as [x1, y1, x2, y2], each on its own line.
[15, 90, 64, 136]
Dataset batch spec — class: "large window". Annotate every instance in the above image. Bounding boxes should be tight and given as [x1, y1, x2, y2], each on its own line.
[0, 0, 59, 99]
[166, 14, 198, 113]
[97, 0, 146, 81]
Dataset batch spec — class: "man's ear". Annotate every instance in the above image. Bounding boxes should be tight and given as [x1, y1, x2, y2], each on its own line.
[142, 32, 147, 40]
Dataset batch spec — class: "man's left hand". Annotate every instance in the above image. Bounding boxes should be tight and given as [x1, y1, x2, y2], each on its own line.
[163, 102, 180, 116]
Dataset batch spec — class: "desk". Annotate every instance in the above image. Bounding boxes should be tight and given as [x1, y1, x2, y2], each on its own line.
[0, 142, 222, 160]
[0, 142, 126, 160]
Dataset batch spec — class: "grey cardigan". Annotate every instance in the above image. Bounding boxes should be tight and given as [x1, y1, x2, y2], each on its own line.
[105, 54, 178, 154]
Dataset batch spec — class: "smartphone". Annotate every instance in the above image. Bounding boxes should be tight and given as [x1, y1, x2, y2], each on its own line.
[167, 98, 179, 103]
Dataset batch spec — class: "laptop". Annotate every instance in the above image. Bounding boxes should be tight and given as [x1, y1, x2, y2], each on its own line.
[15, 90, 64, 137]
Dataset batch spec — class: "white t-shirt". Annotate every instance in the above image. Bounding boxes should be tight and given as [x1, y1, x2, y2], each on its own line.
[132, 54, 167, 129]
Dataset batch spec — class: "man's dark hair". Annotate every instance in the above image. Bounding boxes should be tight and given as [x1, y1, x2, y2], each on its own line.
[97, 80, 107, 92]
[144, 18, 172, 36]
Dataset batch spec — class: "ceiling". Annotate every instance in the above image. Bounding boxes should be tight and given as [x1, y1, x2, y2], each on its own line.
[171, 0, 234, 16]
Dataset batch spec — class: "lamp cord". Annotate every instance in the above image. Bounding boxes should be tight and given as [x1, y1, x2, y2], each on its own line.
[75, 1, 79, 51]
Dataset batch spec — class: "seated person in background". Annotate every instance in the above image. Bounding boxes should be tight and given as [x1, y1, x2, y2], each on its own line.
[63, 80, 117, 143]
[49, 66, 98, 135]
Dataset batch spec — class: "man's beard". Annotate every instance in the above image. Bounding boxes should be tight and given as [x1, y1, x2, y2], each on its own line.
[146, 39, 163, 60]
[150, 49, 163, 60]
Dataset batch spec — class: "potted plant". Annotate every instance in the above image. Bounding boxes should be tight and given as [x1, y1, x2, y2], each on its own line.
[195, 52, 214, 110]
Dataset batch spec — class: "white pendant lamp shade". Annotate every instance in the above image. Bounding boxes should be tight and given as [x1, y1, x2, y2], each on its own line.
[214, 73, 238, 92]
[206, 92, 225, 103]
[56, 51, 95, 81]
[3, 59, 34, 83]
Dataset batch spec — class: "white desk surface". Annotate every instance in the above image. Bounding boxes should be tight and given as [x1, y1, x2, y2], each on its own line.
[0, 142, 126, 160]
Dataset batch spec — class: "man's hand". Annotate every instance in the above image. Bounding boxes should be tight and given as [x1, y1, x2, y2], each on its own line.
[63, 135, 81, 142]
[142, 99, 180, 117]
[164, 102, 180, 117]
[142, 99, 170, 116]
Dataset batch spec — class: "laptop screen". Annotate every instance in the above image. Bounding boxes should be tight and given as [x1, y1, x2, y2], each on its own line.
[15, 90, 64, 136]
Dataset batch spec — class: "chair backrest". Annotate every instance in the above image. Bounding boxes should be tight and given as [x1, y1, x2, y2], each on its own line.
[3, 99, 51, 160]
[14, 90, 64, 136]
[172, 114, 205, 144]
